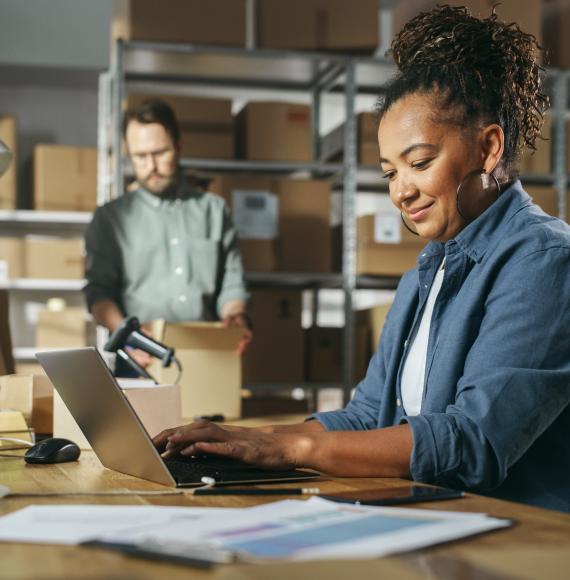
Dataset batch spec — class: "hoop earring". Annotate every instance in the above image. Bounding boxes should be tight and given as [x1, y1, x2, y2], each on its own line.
[400, 211, 419, 236]
[456, 168, 501, 221]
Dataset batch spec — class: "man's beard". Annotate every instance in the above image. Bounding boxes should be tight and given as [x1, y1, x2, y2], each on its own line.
[139, 170, 179, 196]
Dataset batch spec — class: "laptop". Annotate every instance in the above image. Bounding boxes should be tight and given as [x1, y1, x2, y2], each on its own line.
[36, 347, 319, 488]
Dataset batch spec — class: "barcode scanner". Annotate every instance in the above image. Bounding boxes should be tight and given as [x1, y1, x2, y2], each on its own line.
[104, 316, 176, 382]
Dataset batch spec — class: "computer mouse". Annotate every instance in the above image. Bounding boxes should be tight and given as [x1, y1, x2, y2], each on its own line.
[24, 438, 81, 464]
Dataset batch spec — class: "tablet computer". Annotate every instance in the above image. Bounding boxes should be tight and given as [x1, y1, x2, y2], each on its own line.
[320, 485, 464, 506]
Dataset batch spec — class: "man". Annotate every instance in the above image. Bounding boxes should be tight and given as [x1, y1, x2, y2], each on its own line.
[84, 99, 251, 370]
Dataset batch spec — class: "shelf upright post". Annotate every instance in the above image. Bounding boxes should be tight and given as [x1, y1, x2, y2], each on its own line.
[112, 39, 125, 200]
[97, 71, 113, 206]
[552, 70, 569, 221]
[341, 61, 358, 406]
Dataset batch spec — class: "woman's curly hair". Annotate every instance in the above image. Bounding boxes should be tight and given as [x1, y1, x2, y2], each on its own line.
[376, 4, 549, 175]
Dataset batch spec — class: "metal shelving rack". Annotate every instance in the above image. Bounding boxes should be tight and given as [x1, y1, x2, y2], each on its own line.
[100, 40, 402, 405]
[100, 40, 570, 406]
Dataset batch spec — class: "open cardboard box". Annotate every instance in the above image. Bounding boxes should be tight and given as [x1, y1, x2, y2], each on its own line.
[149, 321, 243, 421]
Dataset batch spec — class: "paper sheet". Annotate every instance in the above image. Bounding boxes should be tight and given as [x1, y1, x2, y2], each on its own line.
[0, 498, 511, 562]
[0, 505, 237, 545]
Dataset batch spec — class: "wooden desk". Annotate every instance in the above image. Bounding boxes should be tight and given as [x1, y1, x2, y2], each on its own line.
[1, 426, 570, 579]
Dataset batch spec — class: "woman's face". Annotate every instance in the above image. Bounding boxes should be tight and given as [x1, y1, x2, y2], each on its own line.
[378, 92, 483, 242]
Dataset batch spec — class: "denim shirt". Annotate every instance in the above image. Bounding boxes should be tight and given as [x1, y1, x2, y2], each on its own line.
[84, 181, 248, 323]
[313, 181, 570, 512]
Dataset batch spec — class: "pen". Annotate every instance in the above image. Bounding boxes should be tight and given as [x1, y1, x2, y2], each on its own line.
[193, 487, 320, 496]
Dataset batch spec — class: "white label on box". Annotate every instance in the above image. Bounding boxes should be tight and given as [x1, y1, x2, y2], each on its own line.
[374, 213, 401, 244]
[0, 260, 8, 282]
[232, 190, 278, 240]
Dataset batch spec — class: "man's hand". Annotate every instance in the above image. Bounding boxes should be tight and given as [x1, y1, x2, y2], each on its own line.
[125, 323, 155, 368]
[222, 311, 253, 355]
[126, 347, 153, 368]
[153, 419, 311, 470]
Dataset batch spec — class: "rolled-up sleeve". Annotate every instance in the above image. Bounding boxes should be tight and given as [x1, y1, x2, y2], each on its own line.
[405, 247, 570, 491]
[83, 207, 124, 313]
[215, 204, 249, 316]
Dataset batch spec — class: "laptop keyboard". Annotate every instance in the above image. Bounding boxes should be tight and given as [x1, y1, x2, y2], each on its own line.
[163, 456, 317, 485]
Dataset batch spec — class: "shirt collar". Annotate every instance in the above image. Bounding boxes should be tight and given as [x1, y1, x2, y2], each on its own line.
[418, 180, 531, 266]
[452, 180, 531, 262]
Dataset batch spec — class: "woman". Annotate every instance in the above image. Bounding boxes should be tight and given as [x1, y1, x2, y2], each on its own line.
[154, 5, 570, 511]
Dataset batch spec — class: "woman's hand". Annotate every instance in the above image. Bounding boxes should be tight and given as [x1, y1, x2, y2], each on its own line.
[152, 420, 311, 470]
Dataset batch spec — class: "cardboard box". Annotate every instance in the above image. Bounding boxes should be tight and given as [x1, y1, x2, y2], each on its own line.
[306, 318, 371, 383]
[243, 290, 304, 384]
[150, 321, 243, 420]
[36, 307, 95, 348]
[0, 116, 17, 210]
[34, 144, 97, 212]
[31, 373, 54, 435]
[210, 175, 332, 272]
[13, 363, 55, 435]
[543, 0, 570, 69]
[258, 0, 379, 52]
[0, 237, 24, 280]
[127, 94, 234, 159]
[393, 0, 542, 47]
[25, 237, 84, 279]
[53, 381, 182, 449]
[356, 215, 425, 275]
[322, 112, 379, 166]
[278, 179, 331, 272]
[520, 116, 552, 175]
[367, 303, 392, 351]
[0, 375, 33, 420]
[236, 102, 312, 162]
[113, 0, 246, 47]
[237, 238, 279, 272]
[334, 214, 426, 276]
[0, 410, 32, 447]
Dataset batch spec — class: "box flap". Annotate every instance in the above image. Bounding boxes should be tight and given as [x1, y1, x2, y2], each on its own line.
[161, 322, 243, 351]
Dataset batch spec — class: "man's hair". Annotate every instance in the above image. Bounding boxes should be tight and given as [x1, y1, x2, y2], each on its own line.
[123, 98, 180, 145]
[375, 4, 549, 177]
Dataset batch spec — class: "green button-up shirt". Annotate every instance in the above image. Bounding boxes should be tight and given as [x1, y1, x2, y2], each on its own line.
[84, 181, 248, 323]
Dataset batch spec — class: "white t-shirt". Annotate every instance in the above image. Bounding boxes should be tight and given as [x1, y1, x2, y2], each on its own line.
[400, 259, 446, 416]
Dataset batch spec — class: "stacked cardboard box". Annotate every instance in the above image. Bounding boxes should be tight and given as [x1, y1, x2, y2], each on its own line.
[34, 145, 97, 212]
[112, 0, 246, 47]
[0, 237, 85, 280]
[36, 306, 95, 348]
[25, 237, 84, 279]
[306, 317, 371, 383]
[210, 175, 332, 272]
[0, 116, 17, 209]
[0, 371, 53, 435]
[258, 0, 379, 52]
[322, 112, 379, 166]
[235, 102, 312, 162]
[13, 363, 54, 435]
[334, 214, 426, 276]
[0, 237, 24, 280]
[243, 290, 304, 384]
[150, 321, 243, 420]
[392, 0, 542, 47]
[126, 94, 233, 160]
